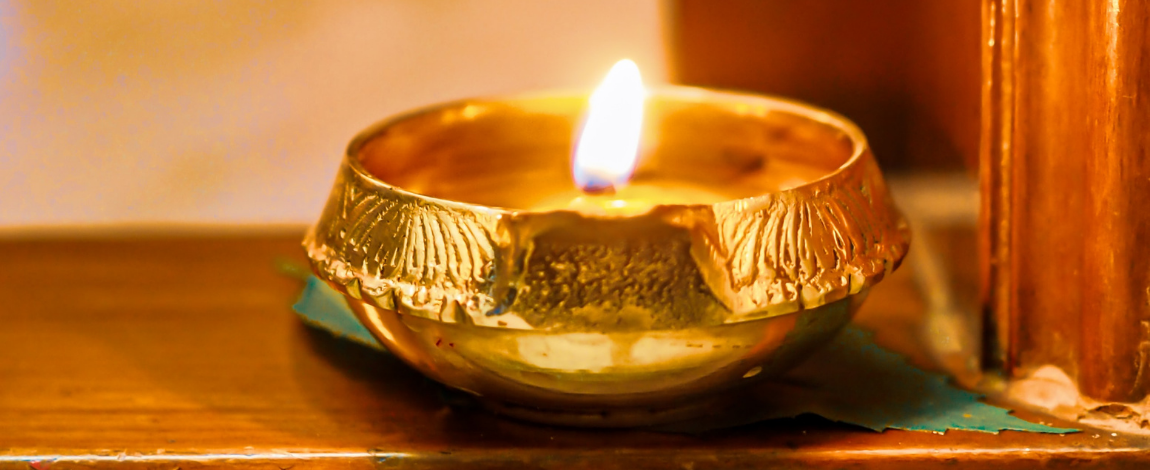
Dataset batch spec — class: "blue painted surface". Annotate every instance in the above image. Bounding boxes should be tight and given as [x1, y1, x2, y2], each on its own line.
[292, 276, 1077, 434]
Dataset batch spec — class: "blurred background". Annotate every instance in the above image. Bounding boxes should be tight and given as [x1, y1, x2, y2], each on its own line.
[0, 0, 977, 229]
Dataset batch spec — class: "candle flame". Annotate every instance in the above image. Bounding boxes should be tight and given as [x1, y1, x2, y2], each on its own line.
[573, 59, 646, 193]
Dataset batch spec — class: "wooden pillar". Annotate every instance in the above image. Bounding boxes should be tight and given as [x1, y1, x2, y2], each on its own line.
[981, 0, 1150, 402]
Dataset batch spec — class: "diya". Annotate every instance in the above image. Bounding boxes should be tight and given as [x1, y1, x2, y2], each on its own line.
[304, 60, 909, 427]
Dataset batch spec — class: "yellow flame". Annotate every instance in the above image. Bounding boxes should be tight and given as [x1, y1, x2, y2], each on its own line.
[573, 59, 646, 192]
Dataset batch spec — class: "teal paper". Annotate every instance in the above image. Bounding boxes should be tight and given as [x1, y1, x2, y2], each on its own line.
[292, 276, 1076, 434]
[789, 327, 1070, 433]
[292, 276, 380, 349]
[662, 327, 1078, 434]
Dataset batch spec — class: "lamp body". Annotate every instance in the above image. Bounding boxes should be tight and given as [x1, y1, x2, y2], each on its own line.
[304, 88, 909, 426]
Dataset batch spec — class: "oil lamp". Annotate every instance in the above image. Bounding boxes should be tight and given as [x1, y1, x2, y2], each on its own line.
[304, 60, 909, 427]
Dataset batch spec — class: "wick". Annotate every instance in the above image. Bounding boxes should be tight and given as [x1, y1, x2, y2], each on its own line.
[580, 182, 616, 196]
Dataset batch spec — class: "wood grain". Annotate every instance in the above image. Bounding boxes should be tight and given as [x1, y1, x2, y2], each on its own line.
[0, 232, 1146, 468]
[980, 0, 1150, 402]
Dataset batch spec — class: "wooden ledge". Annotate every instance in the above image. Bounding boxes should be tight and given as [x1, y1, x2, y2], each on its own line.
[1, 233, 1145, 469]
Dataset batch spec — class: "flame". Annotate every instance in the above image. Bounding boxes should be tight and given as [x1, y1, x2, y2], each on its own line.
[573, 59, 646, 193]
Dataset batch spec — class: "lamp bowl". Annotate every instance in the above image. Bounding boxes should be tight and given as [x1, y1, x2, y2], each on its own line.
[304, 87, 909, 427]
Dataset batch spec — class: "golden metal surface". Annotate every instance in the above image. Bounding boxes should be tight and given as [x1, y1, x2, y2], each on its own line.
[304, 87, 909, 426]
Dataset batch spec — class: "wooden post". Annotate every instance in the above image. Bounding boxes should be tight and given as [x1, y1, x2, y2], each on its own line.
[982, 0, 1150, 402]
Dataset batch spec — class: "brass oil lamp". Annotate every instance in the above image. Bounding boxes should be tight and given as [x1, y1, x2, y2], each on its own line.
[305, 60, 909, 427]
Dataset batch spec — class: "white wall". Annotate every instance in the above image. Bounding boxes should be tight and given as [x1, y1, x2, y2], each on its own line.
[0, 0, 669, 227]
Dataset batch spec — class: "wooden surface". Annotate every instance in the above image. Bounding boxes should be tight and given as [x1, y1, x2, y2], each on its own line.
[1, 232, 1147, 469]
[980, 0, 1150, 402]
[671, 0, 981, 171]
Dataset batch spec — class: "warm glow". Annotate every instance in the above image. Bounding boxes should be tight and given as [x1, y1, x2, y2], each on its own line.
[573, 59, 646, 193]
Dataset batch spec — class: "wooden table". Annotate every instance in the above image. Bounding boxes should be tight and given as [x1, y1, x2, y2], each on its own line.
[2, 232, 1146, 469]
